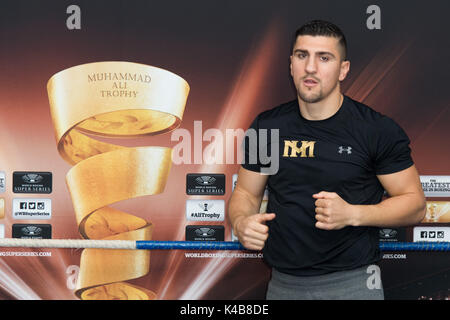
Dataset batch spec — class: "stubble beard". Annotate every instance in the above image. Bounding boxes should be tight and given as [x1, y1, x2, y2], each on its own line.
[298, 87, 323, 103]
[297, 80, 338, 104]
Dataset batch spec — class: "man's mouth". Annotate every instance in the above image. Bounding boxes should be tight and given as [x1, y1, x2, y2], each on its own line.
[303, 78, 319, 87]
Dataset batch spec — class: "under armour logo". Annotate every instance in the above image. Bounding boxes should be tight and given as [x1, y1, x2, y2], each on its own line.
[338, 146, 352, 154]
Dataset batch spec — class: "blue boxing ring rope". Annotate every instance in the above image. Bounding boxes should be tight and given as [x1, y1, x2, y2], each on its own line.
[137, 241, 450, 251]
[139, 241, 450, 251]
[0, 239, 448, 251]
[378, 241, 450, 252]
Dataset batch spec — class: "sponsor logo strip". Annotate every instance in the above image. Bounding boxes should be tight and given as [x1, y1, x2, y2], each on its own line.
[378, 228, 406, 242]
[12, 224, 52, 239]
[0, 171, 5, 193]
[12, 198, 52, 220]
[13, 172, 52, 194]
[420, 175, 450, 197]
[413, 226, 450, 242]
[186, 173, 225, 195]
[186, 199, 224, 221]
[185, 225, 224, 241]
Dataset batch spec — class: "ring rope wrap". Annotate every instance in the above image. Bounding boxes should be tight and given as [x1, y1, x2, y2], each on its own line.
[0, 239, 448, 252]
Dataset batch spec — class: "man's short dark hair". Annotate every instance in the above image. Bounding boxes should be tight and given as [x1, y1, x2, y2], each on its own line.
[292, 20, 348, 61]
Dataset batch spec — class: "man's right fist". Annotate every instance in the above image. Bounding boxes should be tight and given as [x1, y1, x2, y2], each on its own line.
[234, 213, 276, 250]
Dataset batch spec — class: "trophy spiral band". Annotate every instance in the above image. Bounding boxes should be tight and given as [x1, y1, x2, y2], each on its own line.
[47, 61, 189, 300]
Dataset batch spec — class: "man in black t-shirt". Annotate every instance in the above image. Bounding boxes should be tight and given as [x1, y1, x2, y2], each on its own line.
[228, 20, 426, 300]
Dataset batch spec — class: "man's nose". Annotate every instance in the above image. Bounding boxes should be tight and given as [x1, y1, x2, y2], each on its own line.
[305, 56, 317, 74]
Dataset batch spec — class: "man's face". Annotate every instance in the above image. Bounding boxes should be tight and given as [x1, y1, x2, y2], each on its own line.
[290, 35, 350, 103]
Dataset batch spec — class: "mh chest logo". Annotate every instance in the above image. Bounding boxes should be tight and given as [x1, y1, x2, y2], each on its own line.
[283, 140, 316, 158]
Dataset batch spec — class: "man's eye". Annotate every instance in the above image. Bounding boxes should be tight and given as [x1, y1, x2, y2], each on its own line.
[297, 53, 307, 59]
[320, 56, 329, 62]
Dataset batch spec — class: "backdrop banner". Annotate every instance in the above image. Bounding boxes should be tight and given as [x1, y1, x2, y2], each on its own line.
[0, 0, 448, 302]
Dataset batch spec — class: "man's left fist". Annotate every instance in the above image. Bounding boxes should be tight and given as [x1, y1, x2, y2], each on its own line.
[312, 191, 358, 230]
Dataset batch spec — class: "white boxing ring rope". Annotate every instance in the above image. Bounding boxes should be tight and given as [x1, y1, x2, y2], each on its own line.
[0, 238, 449, 251]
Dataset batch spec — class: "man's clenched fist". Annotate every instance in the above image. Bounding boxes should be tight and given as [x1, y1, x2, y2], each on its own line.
[234, 213, 276, 250]
[313, 191, 358, 230]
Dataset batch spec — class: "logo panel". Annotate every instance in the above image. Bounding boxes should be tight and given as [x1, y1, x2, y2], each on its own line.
[413, 226, 449, 242]
[12, 224, 52, 239]
[186, 173, 225, 195]
[0, 171, 5, 193]
[379, 228, 406, 242]
[185, 225, 224, 241]
[420, 176, 450, 197]
[13, 172, 52, 194]
[186, 199, 224, 221]
[12, 198, 52, 220]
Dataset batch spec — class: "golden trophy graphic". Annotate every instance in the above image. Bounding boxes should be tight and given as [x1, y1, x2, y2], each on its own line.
[423, 202, 450, 223]
[428, 203, 438, 222]
[47, 62, 189, 299]
[0, 198, 4, 219]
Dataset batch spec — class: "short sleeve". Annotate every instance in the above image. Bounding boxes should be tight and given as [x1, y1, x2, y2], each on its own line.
[241, 115, 263, 172]
[373, 117, 414, 175]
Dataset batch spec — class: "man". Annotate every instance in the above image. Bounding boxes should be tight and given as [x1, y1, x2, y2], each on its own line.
[228, 20, 426, 300]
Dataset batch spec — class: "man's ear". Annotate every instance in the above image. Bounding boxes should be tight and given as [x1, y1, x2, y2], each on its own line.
[289, 55, 293, 77]
[339, 60, 350, 81]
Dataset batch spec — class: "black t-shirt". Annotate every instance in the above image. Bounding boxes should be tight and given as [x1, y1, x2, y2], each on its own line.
[241, 95, 414, 276]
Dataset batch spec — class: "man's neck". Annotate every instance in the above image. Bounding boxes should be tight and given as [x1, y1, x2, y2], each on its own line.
[298, 91, 343, 121]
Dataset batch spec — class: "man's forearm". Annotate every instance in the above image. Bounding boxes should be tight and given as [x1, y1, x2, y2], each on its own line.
[228, 187, 274, 250]
[352, 193, 426, 227]
[228, 188, 262, 231]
